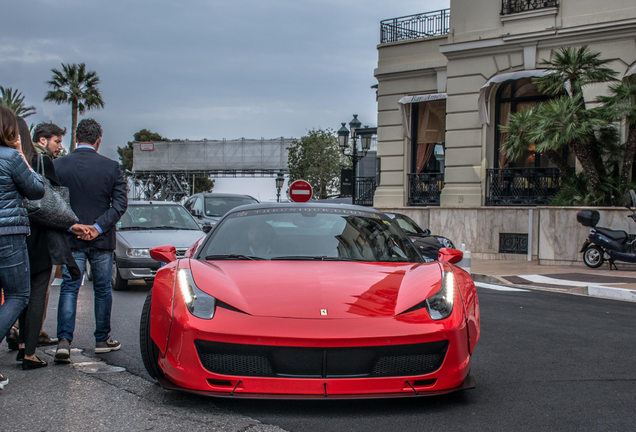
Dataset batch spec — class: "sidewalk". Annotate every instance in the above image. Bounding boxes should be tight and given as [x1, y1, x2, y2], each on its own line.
[470, 258, 636, 302]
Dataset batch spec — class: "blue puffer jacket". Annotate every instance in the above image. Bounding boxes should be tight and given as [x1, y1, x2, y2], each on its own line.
[0, 145, 45, 235]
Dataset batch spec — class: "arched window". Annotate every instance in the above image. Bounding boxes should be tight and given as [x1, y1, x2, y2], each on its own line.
[494, 78, 553, 169]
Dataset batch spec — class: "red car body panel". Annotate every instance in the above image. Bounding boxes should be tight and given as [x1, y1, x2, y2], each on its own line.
[149, 257, 479, 398]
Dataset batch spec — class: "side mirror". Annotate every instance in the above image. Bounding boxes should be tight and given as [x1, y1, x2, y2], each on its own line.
[438, 247, 463, 264]
[202, 222, 212, 233]
[150, 245, 177, 263]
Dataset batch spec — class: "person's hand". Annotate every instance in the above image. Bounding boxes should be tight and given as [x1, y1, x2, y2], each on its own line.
[71, 224, 90, 239]
[84, 225, 100, 240]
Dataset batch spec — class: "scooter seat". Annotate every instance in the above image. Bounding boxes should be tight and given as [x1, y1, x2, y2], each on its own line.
[595, 227, 628, 241]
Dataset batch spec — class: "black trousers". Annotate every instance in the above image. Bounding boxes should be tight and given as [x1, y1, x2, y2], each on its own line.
[18, 267, 52, 356]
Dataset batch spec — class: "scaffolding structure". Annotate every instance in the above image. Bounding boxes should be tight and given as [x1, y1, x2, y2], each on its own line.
[129, 138, 293, 201]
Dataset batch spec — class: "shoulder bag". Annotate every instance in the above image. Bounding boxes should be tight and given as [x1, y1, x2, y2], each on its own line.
[23, 154, 79, 230]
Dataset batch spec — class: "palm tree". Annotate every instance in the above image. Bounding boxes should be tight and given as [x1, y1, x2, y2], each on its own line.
[502, 46, 618, 200]
[0, 86, 36, 118]
[597, 80, 636, 191]
[44, 63, 104, 151]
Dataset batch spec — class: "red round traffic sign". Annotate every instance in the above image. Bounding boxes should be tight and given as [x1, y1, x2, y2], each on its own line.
[288, 180, 313, 203]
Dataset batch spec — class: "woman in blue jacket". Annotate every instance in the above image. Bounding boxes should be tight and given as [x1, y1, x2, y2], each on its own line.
[0, 106, 44, 390]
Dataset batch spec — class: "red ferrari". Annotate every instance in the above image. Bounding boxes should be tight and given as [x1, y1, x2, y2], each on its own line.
[140, 203, 479, 399]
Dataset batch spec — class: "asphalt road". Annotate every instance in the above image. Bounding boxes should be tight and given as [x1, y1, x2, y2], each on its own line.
[42, 278, 636, 432]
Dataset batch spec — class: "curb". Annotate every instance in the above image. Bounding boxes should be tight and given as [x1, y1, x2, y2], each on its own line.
[471, 273, 636, 303]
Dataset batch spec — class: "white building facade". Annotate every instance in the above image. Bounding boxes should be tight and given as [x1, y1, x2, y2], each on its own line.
[374, 0, 636, 262]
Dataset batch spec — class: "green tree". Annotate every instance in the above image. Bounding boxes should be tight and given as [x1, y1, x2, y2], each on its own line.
[0, 86, 36, 118]
[502, 46, 624, 205]
[287, 129, 349, 199]
[44, 63, 104, 151]
[194, 176, 215, 193]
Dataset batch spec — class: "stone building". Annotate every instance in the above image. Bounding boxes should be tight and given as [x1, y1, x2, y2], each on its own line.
[373, 0, 636, 263]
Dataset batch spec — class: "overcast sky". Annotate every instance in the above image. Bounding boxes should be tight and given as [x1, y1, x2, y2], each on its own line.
[3, 0, 449, 164]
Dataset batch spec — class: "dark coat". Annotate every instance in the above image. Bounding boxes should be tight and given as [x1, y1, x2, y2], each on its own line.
[53, 147, 128, 251]
[0, 145, 44, 235]
[26, 154, 81, 280]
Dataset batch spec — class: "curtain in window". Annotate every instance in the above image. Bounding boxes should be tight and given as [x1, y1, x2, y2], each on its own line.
[416, 100, 445, 173]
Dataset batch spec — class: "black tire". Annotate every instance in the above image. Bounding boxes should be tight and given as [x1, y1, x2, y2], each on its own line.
[583, 245, 604, 268]
[111, 259, 128, 291]
[139, 293, 163, 379]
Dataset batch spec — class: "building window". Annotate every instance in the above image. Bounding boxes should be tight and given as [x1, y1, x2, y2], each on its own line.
[495, 78, 557, 169]
[412, 99, 446, 174]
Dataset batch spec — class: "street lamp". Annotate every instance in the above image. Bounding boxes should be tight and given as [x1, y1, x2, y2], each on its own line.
[275, 169, 285, 202]
[338, 114, 376, 204]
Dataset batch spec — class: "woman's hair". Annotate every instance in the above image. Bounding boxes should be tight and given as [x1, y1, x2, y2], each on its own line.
[0, 105, 19, 147]
[18, 116, 36, 163]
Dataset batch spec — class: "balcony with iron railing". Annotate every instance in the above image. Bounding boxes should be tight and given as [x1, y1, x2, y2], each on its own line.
[501, 0, 559, 15]
[380, 9, 450, 44]
[408, 172, 444, 206]
[485, 167, 562, 206]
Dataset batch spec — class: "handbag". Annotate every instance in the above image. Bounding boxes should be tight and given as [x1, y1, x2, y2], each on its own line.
[23, 154, 79, 230]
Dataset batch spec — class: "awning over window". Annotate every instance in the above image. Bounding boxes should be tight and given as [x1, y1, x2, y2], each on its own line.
[478, 69, 550, 125]
[625, 63, 636, 78]
[398, 93, 447, 104]
[398, 93, 447, 139]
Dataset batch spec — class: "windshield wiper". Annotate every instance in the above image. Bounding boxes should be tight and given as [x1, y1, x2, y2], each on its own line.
[270, 255, 362, 261]
[118, 226, 148, 231]
[204, 254, 264, 261]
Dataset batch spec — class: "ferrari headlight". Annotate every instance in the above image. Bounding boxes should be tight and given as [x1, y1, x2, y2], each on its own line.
[426, 270, 455, 320]
[177, 268, 216, 319]
[126, 248, 150, 258]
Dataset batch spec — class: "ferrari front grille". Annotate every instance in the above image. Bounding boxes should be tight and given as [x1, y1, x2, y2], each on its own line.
[195, 340, 448, 378]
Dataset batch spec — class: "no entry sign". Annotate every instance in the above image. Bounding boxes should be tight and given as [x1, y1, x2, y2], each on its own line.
[288, 180, 313, 203]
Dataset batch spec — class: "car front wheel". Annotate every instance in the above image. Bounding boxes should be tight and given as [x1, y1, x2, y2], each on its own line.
[139, 293, 163, 379]
[111, 259, 128, 291]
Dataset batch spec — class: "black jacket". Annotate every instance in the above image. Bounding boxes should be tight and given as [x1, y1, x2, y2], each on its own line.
[53, 147, 128, 251]
[26, 154, 80, 280]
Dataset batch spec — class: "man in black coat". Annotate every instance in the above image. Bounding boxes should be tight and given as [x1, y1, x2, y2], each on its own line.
[52, 119, 128, 363]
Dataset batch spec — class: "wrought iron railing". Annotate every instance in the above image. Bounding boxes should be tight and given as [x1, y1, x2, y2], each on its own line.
[501, 0, 558, 15]
[354, 177, 377, 207]
[408, 172, 443, 206]
[485, 167, 562, 206]
[380, 9, 450, 44]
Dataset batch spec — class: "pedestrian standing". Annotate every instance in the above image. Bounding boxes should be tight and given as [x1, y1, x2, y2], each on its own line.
[0, 106, 45, 389]
[16, 117, 90, 369]
[53, 118, 127, 363]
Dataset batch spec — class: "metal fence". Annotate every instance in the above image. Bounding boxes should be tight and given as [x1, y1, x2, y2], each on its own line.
[380, 9, 450, 44]
[501, 0, 558, 15]
[408, 172, 444, 206]
[354, 177, 377, 206]
[485, 167, 562, 206]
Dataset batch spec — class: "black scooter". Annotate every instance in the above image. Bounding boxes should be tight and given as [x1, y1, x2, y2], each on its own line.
[577, 191, 636, 269]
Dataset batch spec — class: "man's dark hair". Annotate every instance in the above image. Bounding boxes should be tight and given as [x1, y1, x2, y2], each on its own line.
[32, 122, 66, 142]
[76, 118, 102, 145]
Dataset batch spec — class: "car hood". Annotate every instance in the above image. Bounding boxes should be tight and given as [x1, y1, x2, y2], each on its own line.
[189, 260, 444, 319]
[117, 230, 205, 249]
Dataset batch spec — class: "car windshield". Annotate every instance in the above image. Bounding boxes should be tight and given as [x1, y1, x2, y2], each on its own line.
[118, 204, 201, 231]
[392, 214, 423, 235]
[198, 207, 422, 262]
[204, 196, 258, 217]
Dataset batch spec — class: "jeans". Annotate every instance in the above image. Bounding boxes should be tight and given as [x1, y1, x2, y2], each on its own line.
[57, 248, 113, 343]
[0, 234, 30, 343]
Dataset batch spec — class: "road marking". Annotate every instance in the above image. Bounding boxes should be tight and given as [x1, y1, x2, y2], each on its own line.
[518, 274, 627, 287]
[475, 282, 528, 292]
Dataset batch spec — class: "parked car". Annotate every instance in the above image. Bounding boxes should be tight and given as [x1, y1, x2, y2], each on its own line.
[140, 203, 479, 398]
[385, 212, 455, 261]
[183, 193, 259, 229]
[113, 201, 205, 290]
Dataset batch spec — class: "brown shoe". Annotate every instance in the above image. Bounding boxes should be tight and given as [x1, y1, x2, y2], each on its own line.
[37, 331, 58, 346]
[95, 336, 121, 353]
